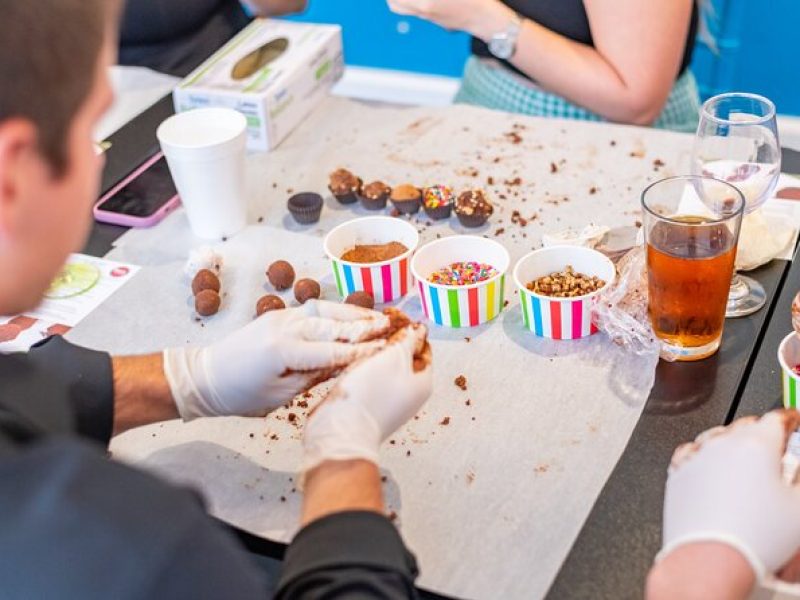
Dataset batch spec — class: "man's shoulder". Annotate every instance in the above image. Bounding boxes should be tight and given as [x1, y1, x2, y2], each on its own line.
[0, 437, 216, 598]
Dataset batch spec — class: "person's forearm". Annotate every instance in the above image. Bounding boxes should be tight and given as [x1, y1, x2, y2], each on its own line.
[244, 0, 306, 16]
[469, 0, 690, 124]
[646, 542, 756, 600]
[302, 460, 384, 526]
[112, 354, 179, 436]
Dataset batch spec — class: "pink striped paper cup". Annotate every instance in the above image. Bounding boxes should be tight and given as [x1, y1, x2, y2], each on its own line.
[513, 246, 615, 340]
[324, 216, 419, 305]
[411, 236, 510, 328]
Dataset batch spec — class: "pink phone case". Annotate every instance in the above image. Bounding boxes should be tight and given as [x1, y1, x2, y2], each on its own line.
[93, 151, 181, 227]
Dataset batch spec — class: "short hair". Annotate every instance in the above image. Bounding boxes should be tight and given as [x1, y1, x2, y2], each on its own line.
[0, 1, 120, 174]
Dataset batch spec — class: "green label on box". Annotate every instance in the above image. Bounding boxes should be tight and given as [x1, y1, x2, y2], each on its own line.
[315, 60, 332, 81]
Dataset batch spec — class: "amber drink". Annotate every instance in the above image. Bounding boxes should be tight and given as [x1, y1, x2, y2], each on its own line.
[642, 177, 744, 361]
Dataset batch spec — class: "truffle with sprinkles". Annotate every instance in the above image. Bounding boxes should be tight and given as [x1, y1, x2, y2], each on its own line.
[423, 185, 453, 208]
[428, 261, 498, 286]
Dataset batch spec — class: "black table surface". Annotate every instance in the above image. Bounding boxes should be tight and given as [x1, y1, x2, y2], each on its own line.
[89, 96, 800, 599]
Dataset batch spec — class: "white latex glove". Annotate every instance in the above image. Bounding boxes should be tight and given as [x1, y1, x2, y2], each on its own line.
[659, 410, 800, 581]
[163, 300, 390, 420]
[301, 322, 432, 477]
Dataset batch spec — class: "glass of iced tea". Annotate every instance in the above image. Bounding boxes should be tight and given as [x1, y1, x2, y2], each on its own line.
[642, 176, 745, 361]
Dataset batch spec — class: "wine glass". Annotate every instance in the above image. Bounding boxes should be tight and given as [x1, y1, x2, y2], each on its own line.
[691, 92, 781, 318]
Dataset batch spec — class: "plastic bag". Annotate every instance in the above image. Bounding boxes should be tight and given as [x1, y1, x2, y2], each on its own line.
[594, 245, 677, 362]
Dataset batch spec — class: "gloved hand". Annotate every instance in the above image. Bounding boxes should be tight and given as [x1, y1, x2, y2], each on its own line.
[301, 321, 432, 477]
[659, 410, 800, 581]
[163, 300, 390, 420]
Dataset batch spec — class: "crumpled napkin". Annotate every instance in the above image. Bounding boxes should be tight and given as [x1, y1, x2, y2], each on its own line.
[736, 209, 795, 271]
[541, 224, 610, 249]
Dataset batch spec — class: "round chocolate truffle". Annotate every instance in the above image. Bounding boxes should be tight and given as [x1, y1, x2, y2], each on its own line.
[345, 291, 375, 310]
[267, 260, 295, 291]
[195, 289, 221, 316]
[192, 269, 220, 295]
[294, 278, 321, 304]
[256, 294, 286, 316]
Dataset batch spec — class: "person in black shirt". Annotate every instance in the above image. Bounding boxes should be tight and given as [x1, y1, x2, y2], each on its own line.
[0, 2, 430, 598]
[388, 0, 702, 131]
[119, 0, 307, 76]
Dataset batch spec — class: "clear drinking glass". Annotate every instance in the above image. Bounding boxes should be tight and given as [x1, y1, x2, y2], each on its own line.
[642, 176, 745, 361]
[691, 92, 780, 317]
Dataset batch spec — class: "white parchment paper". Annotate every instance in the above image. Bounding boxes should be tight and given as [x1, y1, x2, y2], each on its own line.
[68, 97, 696, 599]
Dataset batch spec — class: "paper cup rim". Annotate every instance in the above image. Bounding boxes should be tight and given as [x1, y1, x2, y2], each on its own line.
[411, 235, 511, 291]
[512, 245, 616, 303]
[778, 332, 800, 380]
[157, 108, 247, 150]
[323, 216, 419, 268]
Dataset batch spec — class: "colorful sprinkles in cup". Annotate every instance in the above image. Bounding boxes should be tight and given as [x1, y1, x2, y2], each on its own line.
[428, 261, 498, 286]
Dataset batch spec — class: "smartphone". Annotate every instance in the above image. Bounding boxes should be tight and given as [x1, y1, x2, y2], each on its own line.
[94, 152, 180, 227]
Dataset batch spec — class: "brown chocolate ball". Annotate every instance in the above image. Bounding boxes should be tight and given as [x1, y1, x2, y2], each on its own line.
[256, 294, 286, 316]
[294, 278, 321, 304]
[192, 269, 220, 295]
[267, 260, 295, 291]
[345, 291, 375, 310]
[195, 289, 221, 316]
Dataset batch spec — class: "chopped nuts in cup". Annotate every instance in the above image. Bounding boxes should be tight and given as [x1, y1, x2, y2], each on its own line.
[526, 265, 606, 298]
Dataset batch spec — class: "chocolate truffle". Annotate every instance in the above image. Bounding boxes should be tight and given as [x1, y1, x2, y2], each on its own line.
[192, 269, 221, 295]
[360, 180, 390, 210]
[256, 294, 286, 316]
[455, 189, 494, 228]
[294, 278, 321, 304]
[345, 291, 375, 310]
[267, 260, 295, 291]
[195, 289, 221, 316]
[390, 183, 422, 214]
[328, 168, 361, 204]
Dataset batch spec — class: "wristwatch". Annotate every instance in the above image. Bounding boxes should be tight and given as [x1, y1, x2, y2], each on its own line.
[488, 14, 523, 60]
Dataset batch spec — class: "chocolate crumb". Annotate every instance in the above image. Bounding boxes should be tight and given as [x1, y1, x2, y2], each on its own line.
[464, 337, 471, 343]
[494, 227, 505, 236]
[406, 450, 411, 457]
[454, 375, 467, 391]
[390, 208, 401, 217]
[653, 158, 665, 167]
[390, 439, 396, 445]
[287, 413, 297, 423]
[257, 216, 264, 223]
[589, 187, 598, 195]
[270, 433, 279, 441]
[487, 176, 495, 185]
[471, 416, 476, 421]
[610, 140, 617, 146]
[550, 162, 558, 173]
[272, 182, 277, 189]
[440, 417, 451, 426]
[388, 511, 398, 521]
[381, 476, 388, 483]
[635, 220, 642, 228]
[297, 400, 308, 409]
[280, 496, 286, 502]
[503, 300, 509, 307]
[249, 433, 254, 439]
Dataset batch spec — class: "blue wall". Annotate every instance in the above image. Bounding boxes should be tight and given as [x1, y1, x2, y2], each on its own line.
[289, 0, 799, 115]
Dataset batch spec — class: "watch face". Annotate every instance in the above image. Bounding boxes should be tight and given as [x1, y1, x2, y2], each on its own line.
[489, 35, 513, 60]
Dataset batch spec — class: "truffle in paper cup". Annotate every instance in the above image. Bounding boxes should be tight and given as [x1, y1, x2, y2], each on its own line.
[779, 333, 800, 409]
[324, 216, 418, 304]
[411, 236, 510, 328]
[513, 246, 615, 340]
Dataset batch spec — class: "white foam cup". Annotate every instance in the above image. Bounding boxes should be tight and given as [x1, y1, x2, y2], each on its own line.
[157, 108, 248, 239]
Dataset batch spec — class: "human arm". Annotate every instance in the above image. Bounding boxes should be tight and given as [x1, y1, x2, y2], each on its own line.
[276, 320, 432, 598]
[647, 542, 756, 600]
[647, 411, 800, 599]
[243, 0, 307, 17]
[387, 0, 693, 125]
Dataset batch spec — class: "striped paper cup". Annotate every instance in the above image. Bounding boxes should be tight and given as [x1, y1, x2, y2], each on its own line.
[411, 236, 510, 328]
[779, 332, 800, 409]
[513, 246, 615, 340]
[324, 216, 419, 304]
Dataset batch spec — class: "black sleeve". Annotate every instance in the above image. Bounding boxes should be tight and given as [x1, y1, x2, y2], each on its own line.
[25, 336, 114, 445]
[276, 511, 420, 599]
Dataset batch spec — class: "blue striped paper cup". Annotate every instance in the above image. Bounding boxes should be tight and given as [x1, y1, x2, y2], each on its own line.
[411, 236, 510, 328]
[779, 332, 800, 409]
[513, 246, 615, 339]
[324, 216, 419, 304]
